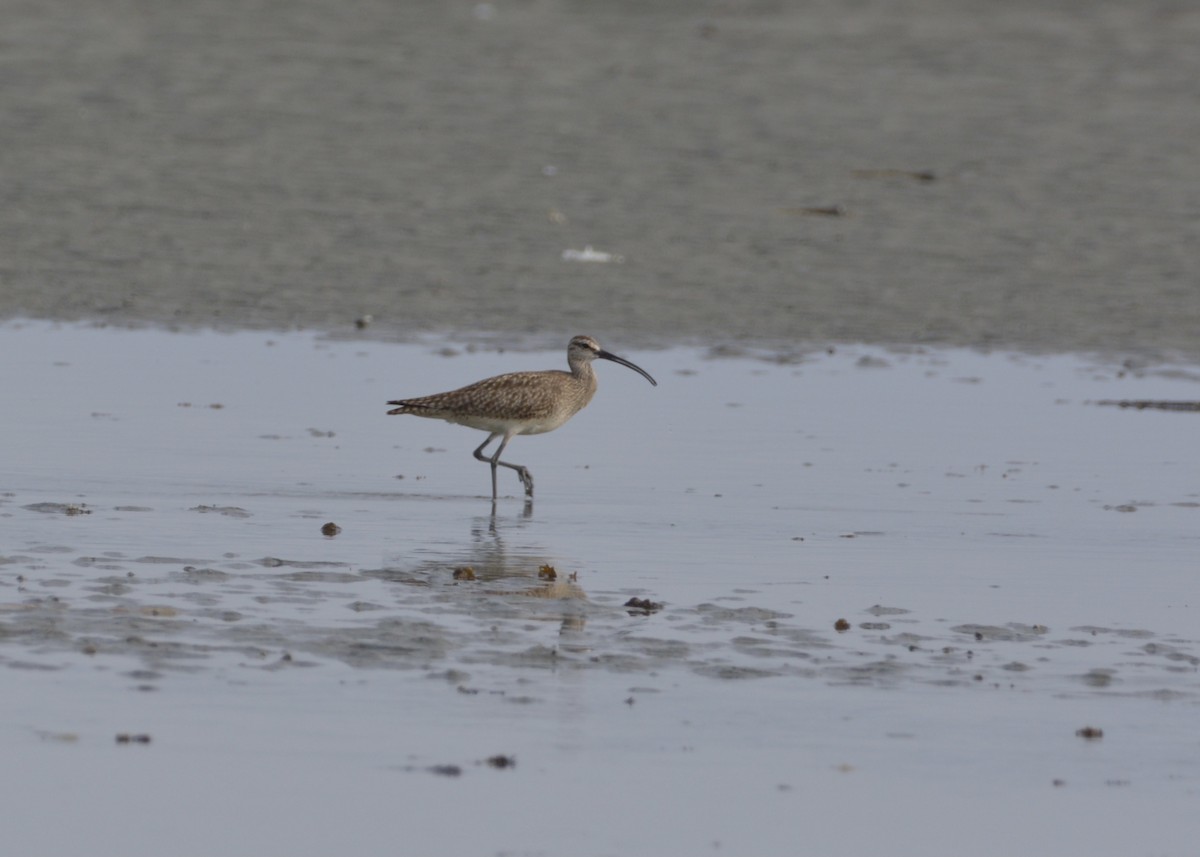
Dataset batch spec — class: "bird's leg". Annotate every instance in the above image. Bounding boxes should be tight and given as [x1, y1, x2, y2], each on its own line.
[489, 434, 534, 498]
[510, 464, 534, 497]
[473, 434, 502, 500]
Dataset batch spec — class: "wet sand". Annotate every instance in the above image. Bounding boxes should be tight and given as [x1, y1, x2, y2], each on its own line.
[3, 0, 1199, 355]
[3, 324, 1198, 856]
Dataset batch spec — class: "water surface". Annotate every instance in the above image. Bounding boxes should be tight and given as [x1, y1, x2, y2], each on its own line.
[3, 324, 1197, 856]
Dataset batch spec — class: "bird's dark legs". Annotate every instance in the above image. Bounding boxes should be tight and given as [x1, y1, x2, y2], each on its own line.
[472, 435, 500, 499]
[472, 433, 534, 499]
[491, 435, 535, 498]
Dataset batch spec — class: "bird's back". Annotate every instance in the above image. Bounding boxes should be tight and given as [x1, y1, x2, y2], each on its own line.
[389, 370, 595, 435]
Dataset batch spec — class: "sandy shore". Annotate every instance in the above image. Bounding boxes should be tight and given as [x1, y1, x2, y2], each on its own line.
[3, 1, 1198, 356]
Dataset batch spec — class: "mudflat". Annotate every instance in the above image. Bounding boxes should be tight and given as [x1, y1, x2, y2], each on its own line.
[3, 1, 1198, 354]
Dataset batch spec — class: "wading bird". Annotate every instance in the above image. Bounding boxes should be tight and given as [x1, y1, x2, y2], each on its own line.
[387, 335, 657, 500]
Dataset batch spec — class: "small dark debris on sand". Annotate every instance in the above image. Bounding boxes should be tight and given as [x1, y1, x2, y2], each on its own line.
[834, 618, 851, 632]
[320, 521, 341, 537]
[1076, 726, 1104, 741]
[780, 205, 845, 217]
[852, 168, 937, 182]
[485, 754, 516, 770]
[452, 566, 477, 581]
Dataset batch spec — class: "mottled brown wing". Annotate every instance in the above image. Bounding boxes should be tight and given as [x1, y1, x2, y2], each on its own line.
[389, 371, 570, 421]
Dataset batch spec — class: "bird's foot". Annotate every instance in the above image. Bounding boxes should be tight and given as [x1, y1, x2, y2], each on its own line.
[516, 468, 534, 497]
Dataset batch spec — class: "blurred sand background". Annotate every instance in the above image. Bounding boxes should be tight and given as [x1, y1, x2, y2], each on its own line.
[2, 0, 1197, 355]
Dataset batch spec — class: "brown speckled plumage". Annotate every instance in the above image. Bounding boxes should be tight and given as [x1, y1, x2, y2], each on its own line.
[390, 369, 595, 433]
[387, 335, 656, 500]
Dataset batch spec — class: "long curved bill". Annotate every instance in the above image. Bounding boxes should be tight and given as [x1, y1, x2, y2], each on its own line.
[598, 349, 657, 386]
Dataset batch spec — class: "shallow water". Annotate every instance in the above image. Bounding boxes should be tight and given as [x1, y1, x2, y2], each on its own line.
[3, 323, 1198, 856]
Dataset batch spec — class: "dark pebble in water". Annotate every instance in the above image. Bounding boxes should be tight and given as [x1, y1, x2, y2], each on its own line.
[321, 522, 341, 537]
[1076, 726, 1104, 740]
[625, 597, 662, 615]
